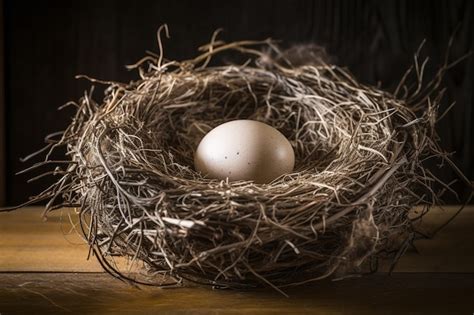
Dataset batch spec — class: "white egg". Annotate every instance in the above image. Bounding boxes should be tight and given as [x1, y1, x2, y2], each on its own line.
[194, 120, 295, 183]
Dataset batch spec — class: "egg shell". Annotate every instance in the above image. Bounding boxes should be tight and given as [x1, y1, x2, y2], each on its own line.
[194, 120, 295, 183]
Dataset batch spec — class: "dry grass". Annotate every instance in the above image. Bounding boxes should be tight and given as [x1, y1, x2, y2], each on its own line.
[6, 27, 471, 293]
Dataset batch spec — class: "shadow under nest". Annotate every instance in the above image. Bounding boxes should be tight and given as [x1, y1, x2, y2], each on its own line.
[18, 29, 464, 293]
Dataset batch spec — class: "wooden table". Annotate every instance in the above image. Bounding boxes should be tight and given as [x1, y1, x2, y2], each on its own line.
[1, 206, 473, 314]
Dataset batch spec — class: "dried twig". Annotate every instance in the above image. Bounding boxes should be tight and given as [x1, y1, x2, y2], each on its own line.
[7, 30, 469, 292]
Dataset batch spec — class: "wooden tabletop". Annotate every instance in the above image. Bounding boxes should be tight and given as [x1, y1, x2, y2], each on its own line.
[1, 206, 473, 314]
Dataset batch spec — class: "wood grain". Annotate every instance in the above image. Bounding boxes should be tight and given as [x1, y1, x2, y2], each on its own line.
[0, 207, 101, 272]
[1, 206, 473, 314]
[0, 0, 5, 207]
[0, 206, 473, 273]
[0, 272, 473, 314]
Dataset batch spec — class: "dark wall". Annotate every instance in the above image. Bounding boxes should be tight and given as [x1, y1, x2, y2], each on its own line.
[3, 0, 473, 206]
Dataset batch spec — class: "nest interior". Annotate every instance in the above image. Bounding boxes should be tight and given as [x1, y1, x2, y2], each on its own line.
[18, 28, 460, 291]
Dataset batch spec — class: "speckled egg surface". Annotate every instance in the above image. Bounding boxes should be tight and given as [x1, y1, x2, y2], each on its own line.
[194, 120, 295, 183]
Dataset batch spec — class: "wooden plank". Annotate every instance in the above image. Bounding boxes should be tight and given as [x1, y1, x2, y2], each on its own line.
[0, 272, 473, 314]
[394, 205, 474, 272]
[0, 206, 473, 273]
[0, 0, 5, 206]
[0, 207, 101, 272]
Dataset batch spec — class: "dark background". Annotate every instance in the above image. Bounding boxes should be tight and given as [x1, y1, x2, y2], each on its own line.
[1, 0, 473, 206]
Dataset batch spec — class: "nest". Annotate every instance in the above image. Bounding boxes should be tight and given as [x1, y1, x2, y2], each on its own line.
[17, 28, 464, 292]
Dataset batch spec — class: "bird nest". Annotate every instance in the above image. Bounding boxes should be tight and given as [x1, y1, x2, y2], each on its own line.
[20, 28, 460, 292]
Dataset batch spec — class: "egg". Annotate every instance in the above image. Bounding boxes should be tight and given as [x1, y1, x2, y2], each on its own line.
[194, 120, 295, 183]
